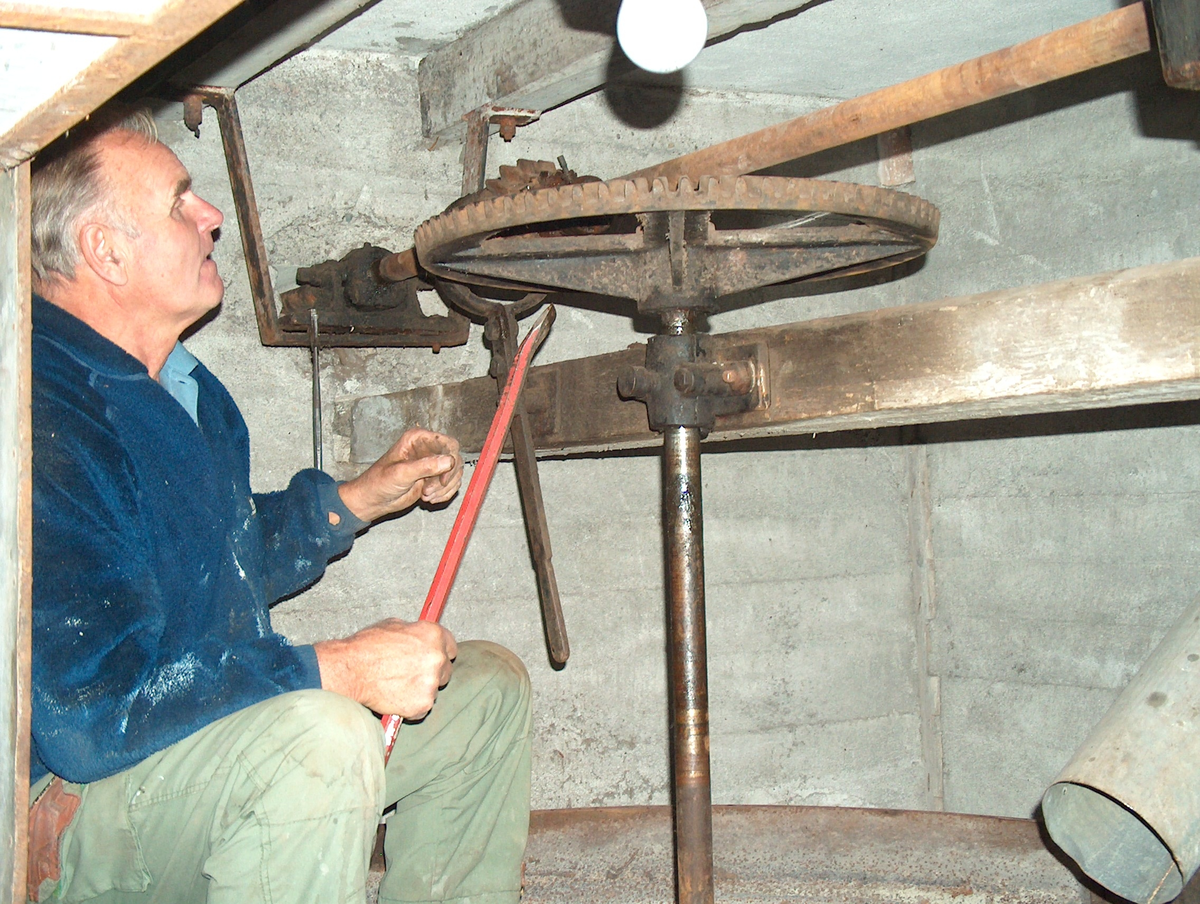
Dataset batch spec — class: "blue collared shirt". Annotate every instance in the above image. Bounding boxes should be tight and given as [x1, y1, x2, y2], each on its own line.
[158, 342, 199, 425]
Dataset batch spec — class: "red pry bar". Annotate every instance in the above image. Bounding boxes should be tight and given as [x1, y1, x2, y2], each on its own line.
[382, 304, 555, 760]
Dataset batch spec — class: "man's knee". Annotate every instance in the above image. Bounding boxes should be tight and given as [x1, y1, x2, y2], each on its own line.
[457, 641, 530, 707]
[246, 689, 386, 815]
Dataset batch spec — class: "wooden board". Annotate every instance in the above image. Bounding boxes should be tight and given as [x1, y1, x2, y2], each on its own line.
[348, 256, 1200, 462]
[1149, 0, 1200, 89]
[0, 0, 247, 167]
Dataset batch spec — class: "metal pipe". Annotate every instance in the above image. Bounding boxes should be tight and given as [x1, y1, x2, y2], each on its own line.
[662, 425, 713, 904]
[1042, 595, 1200, 903]
[661, 306, 714, 904]
[309, 307, 322, 471]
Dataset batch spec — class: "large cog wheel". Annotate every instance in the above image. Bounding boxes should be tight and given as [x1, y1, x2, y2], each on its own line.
[415, 175, 939, 314]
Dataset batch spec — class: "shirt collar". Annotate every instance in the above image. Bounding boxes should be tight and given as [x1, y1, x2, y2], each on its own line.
[158, 342, 200, 426]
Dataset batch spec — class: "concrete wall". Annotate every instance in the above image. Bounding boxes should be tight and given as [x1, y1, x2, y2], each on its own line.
[162, 47, 1200, 819]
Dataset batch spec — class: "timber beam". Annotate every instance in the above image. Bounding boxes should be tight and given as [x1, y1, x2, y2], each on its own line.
[348, 256, 1200, 463]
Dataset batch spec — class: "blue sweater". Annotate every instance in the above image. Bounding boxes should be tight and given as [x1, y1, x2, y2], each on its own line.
[31, 296, 366, 784]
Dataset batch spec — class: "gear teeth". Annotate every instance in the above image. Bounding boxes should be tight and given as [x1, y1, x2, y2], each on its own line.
[416, 173, 939, 280]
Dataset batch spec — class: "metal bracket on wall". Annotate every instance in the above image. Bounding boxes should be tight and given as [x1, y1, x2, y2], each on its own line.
[178, 88, 470, 349]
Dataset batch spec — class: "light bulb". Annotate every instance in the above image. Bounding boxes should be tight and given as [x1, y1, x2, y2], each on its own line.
[616, 0, 709, 75]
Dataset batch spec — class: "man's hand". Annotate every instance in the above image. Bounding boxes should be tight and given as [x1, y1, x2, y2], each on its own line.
[338, 427, 463, 523]
[314, 619, 457, 719]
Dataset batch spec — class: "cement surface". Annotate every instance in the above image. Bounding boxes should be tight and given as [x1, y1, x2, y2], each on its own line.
[159, 37, 1200, 826]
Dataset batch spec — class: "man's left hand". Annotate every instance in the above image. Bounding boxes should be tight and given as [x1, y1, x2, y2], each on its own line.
[337, 427, 463, 523]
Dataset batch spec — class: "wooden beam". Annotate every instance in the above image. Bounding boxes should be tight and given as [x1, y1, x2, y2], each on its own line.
[1149, 0, 1200, 89]
[417, 0, 814, 139]
[171, 0, 378, 90]
[1, 160, 32, 904]
[0, 0, 247, 168]
[0, 3, 147, 36]
[627, 3, 1153, 184]
[348, 256, 1200, 462]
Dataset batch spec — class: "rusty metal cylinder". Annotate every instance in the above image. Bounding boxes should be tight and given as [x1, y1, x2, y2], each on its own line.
[662, 424, 714, 904]
[1043, 596, 1200, 903]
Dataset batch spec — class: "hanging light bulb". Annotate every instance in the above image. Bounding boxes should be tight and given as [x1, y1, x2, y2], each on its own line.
[616, 0, 709, 75]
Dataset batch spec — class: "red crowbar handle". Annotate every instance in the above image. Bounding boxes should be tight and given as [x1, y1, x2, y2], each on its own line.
[382, 303, 556, 760]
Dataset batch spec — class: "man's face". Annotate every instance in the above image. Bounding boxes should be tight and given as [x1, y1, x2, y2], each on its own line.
[95, 131, 225, 329]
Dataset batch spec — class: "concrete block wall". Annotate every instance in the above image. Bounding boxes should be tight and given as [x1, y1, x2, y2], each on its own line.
[159, 44, 1200, 819]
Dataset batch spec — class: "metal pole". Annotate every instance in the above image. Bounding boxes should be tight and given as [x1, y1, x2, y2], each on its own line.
[660, 312, 714, 904]
[309, 307, 322, 471]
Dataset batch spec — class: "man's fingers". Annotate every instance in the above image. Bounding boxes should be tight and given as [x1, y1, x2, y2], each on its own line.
[316, 619, 457, 717]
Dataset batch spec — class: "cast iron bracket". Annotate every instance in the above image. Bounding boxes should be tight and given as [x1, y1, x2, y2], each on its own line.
[617, 336, 762, 434]
[179, 87, 469, 349]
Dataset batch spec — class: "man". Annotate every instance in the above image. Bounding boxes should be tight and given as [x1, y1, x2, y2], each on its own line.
[27, 107, 532, 904]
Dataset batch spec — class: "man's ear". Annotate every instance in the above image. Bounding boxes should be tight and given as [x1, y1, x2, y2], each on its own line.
[77, 222, 130, 287]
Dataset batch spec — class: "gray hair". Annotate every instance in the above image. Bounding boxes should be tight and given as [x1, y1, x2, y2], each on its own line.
[31, 106, 159, 287]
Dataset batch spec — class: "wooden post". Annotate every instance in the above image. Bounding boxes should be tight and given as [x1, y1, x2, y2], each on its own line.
[1149, 0, 1200, 88]
[1, 161, 32, 904]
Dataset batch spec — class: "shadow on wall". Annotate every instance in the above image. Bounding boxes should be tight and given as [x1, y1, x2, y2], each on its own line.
[554, 0, 838, 130]
[691, 398, 1200, 459]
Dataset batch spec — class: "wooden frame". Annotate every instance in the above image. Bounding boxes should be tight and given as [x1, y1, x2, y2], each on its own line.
[0, 0, 248, 168]
[348, 257, 1200, 460]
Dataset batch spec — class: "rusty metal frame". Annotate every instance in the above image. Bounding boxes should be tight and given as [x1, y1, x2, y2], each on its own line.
[186, 87, 469, 349]
[440, 128, 569, 666]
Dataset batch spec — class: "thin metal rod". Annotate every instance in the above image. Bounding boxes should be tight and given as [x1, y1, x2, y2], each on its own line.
[309, 307, 322, 471]
[663, 423, 714, 904]
[204, 89, 282, 345]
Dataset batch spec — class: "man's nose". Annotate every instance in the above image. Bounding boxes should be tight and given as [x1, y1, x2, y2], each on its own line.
[196, 196, 224, 233]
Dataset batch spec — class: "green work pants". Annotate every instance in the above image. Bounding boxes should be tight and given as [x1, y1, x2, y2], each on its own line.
[32, 640, 532, 904]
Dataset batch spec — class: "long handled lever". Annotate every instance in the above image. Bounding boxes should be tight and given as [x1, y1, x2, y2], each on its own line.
[382, 303, 556, 761]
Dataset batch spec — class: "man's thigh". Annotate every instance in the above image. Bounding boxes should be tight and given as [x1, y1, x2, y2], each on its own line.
[47, 689, 384, 904]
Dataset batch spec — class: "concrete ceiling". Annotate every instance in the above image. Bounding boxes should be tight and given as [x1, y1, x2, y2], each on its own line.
[318, 0, 1118, 100]
[1, 0, 1127, 163]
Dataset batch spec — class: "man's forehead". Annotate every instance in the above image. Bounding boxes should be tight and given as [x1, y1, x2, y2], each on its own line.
[96, 131, 190, 193]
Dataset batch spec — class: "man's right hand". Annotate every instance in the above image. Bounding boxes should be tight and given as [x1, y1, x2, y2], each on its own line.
[314, 619, 457, 719]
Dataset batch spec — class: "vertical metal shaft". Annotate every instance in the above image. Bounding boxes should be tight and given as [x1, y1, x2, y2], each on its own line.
[660, 312, 714, 904]
[663, 425, 713, 904]
[309, 308, 322, 471]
